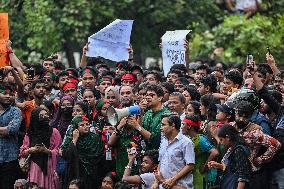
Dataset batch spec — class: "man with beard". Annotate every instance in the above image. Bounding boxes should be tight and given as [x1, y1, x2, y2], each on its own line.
[20, 79, 46, 129]
[119, 86, 135, 108]
[43, 72, 59, 101]
[0, 82, 22, 188]
[234, 100, 281, 189]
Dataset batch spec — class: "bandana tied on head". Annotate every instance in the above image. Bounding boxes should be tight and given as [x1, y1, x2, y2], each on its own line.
[121, 73, 136, 82]
[69, 77, 79, 86]
[63, 82, 77, 91]
[60, 115, 104, 175]
[44, 72, 56, 80]
[183, 118, 201, 128]
[82, 68, 96, 77]
[98, 76, 113, 84]
[0, 83, 14, 96]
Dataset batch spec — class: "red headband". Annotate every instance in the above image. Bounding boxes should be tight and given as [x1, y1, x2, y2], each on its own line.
[82, 115, 88, 122]
[63, 82, 77, 91]
[183, 118, 201, 128]
[121, 74, 135, 81]
[69, 77, 79, 86]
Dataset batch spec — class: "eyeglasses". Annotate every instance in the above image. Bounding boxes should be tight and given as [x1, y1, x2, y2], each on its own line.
[61, 105, 73, 109]
[43, 77, 52, 82]
[162, 112, 179, 117]
[78, 123, 90, 128]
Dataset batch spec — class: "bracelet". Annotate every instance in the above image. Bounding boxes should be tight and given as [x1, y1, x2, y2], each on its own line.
[125, 165, 132, 169]
[136, 126, 142, 132]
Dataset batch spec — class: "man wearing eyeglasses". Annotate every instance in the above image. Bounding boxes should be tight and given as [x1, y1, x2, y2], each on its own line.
[43, 72, 59, 101]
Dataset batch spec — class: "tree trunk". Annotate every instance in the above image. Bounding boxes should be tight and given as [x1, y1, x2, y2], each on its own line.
[64, 41, 76, 68]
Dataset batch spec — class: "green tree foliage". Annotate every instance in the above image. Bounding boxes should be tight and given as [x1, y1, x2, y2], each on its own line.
[190, 14, 284, 64]
[0, 0, 222, 66]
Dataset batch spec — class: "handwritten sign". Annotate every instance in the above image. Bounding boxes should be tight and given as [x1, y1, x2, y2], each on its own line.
[161, 30, 191, 76]
[0, 13, 9, 67]
[86, 19, 133, 62]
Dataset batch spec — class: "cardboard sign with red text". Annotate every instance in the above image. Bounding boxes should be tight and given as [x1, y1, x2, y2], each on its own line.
[0, 13, 9, 67]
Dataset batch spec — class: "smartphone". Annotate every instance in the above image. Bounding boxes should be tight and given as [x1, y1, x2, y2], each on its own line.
[246, 54, 254, 68]
[267, 47, 271, 55]
[27, 68, 35, 79]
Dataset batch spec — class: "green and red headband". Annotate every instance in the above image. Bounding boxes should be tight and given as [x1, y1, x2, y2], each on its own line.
[82, 68, 96, 77]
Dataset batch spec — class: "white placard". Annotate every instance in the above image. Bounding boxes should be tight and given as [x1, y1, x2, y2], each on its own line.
[86, 19, 133, 62]
[161, 30, 191, 76]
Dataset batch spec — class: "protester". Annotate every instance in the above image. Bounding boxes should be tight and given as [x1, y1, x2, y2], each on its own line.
[233, 100, 281, 189]
[0, 82, 22, 189]
[122, 150, 159, 189]
[98, 172, 117, 189]
[141, 84, 169, 150]
[182, 115, 219, 188]
[105, 86, 120, 108]
[168, 92, 186, 120]
[2, 30, 284, 189]
[208, 124, 251, 189]
[153, 113, 195, 189]
[20, 108, 62, 189]
[61, 115, 104, 189]
[68, 179, 85, 189]
[51, 95, 75, 138]
[185, 101, 201, 117]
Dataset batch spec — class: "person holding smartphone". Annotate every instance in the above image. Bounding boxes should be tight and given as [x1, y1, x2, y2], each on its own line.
[20, 108, 62, 189]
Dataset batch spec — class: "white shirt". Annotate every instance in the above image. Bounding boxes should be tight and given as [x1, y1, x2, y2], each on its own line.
[140, 172, 155, 189]
[235, 0, 261, 10]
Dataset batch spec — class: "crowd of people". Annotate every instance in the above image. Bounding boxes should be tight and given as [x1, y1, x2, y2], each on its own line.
[0, 39, 284, 189]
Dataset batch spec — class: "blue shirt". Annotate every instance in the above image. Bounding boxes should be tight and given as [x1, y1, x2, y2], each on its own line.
[200, 134, 215, 153]
[251, 110, 271, 135]
[159, 133, 195, 189]
[0, 106, 22, 163]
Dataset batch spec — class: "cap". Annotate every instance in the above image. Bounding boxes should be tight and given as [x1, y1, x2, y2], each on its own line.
[216, 101, 234, 115]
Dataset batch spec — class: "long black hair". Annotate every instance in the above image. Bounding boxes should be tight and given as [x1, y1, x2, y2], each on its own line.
[217, 124, 246, 146]
[200, 94, 220, 121]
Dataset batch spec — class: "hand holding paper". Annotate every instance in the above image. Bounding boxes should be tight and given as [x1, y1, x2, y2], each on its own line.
[86, 19, 133, 62]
